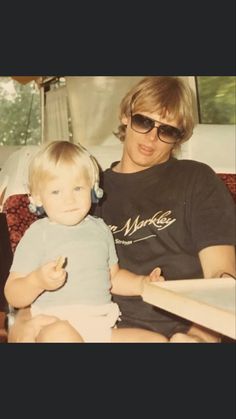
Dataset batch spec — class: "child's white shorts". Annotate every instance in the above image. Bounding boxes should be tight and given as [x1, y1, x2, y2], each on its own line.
[31, 302, 120, 342]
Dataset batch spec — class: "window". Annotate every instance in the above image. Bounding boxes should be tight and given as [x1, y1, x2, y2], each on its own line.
[1, 76, 235, 148]
[0, 77, 41, 146]
[196, 76, 235, 124]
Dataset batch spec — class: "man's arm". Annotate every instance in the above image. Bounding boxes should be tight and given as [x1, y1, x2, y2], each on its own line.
[186, 245, 236, 342]
[199, 245, 236, 279]
[110, 263, 163, 296]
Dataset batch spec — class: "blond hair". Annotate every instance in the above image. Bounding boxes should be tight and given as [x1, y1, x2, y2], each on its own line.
[28, 141, 100, 196]
[115, 76, 195, 144]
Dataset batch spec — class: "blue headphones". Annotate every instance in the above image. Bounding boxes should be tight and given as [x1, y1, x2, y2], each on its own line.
[28, 200, 45, 216]
[91, 182, 104, 203]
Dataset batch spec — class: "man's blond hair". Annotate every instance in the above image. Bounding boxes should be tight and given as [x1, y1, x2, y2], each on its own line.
[114, 76, 195, 144]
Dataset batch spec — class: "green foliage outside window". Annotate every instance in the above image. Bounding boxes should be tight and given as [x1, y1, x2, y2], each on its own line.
[0, 77, 41, 146]
[196, 76, 235, 124]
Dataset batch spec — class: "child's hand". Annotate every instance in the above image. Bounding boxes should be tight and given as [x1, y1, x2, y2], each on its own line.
[36, 257, 67, 291]
[148, 267, 165, 282]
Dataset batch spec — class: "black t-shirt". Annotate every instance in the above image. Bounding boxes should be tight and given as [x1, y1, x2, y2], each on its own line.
[94, 158, 236, 337]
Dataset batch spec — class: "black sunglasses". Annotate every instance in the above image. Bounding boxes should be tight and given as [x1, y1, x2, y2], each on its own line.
[130, 113, 184, 144]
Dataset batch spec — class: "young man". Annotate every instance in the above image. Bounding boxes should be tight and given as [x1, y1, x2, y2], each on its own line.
[7, 77, 235, 343]
[94, 76, 236, 342]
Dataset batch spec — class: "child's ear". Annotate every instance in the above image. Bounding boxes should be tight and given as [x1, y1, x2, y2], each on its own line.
[30, 195, 43, 207]
[32, 194, 42, 207]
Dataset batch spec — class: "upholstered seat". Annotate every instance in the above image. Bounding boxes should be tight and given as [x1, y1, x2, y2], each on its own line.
[217, 173, 236, 203]
[3, 194, 38, 253]
[0, 213, 13, 343]
[0, 193, 41, 342]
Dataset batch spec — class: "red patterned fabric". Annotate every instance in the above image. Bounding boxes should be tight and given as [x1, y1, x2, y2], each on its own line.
[3, 194, 39, 253]
[217, 173, 236, 203]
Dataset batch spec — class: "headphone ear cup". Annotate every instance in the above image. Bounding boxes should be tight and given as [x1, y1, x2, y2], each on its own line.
[28, 202, 45, 216]
[91, 184, 104, 203]
[95, 186, 104, 199]
[28, 196, 45, 216]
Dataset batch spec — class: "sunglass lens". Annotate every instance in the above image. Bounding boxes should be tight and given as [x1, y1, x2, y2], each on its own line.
[131, 114, 154, 133]
[131, 114, 183, 143]
[158, 125, 181, 143]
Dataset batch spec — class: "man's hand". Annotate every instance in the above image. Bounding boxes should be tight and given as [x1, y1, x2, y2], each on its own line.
[140, 267, 165, 295]
[148, 267, 165, 282]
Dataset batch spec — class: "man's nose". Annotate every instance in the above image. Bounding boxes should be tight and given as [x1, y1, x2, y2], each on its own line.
[147, 127, 158, 142]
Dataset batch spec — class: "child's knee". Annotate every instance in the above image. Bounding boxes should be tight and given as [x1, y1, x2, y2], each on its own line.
[37, 320, 64, 341]
[36, 320, 83, 342]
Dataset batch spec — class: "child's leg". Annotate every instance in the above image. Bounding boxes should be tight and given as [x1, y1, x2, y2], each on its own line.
[8, 308, 59, 343]
[169, 333, 203, 343]
[170, 324, 221, 343]
[187, 324, 221, 342]
[111, 327, 168, 343]
[36, 320, 84, 343]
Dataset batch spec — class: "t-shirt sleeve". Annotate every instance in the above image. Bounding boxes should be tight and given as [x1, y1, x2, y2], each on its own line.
[107, 226, 119, 267]
[97, 218, 118, 267]
[188, 164, 236, 252]
[10, 221, 43, 275]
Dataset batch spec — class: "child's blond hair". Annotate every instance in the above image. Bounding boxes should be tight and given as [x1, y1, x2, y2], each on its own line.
[28, 141, 100, 196]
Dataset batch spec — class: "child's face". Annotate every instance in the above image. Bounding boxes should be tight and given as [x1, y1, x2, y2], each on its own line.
[35, 167, 92, 226]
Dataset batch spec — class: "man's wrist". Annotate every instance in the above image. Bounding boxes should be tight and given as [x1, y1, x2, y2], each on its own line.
[138, 275, 146, 295]
[219, 272, 236, 279]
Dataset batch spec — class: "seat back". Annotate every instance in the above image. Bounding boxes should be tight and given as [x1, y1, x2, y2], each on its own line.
[217, 173, 236, 203]
[0, 213, 13, 342]
[0, 198, 40, 342]
[3, 194, 39, 253]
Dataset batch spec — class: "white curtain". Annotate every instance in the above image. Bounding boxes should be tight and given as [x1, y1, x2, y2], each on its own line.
[44, 86, 69, 143]
[66, 76, 143, 146]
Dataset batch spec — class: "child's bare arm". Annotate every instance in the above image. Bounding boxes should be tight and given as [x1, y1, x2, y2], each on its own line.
[4, 257, 66, 308]
[110, 264, 164, 296]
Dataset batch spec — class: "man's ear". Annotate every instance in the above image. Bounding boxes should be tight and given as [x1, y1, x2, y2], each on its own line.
[121, 114, 128, 126]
